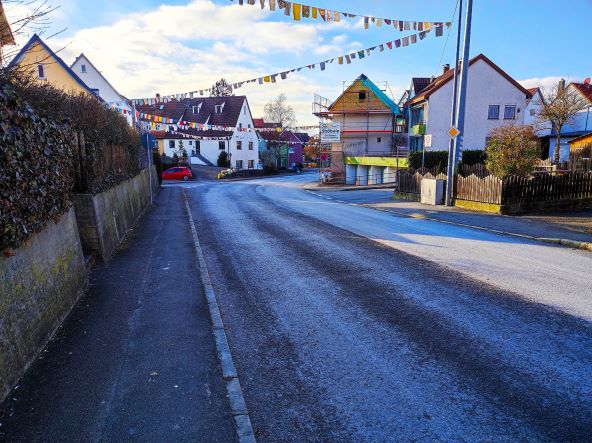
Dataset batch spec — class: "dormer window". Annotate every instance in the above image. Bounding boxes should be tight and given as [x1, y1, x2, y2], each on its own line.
[81, 64, 86, 73]
[192, 103, 202, 114]
[215, 102, 225, 114]
[36, 64, 46, 79]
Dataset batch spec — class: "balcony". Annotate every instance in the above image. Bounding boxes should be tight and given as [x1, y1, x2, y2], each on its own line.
[411, 123, 426, 136]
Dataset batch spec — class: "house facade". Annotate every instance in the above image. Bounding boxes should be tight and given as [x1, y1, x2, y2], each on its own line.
[259, 130, 304, 169]
[405, 54, 530, 154]
[314, 74, 405, 185]
[8, 34, 99, 97]
[70, 53, 133, 125]
[138, 96, 260, 169]
[546, 82, 592, 162]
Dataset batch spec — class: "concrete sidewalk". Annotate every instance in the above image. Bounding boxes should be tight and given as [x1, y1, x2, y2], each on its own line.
[307, 187, 592, 249]
[0, 187, 236, 442]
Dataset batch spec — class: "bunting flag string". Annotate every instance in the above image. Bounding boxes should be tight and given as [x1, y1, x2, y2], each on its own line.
[131, 27, 442, 110]
[231, 0, 451, 32]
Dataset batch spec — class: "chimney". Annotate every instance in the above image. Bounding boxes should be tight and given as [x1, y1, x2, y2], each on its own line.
[442, 64, 450, 74]
[558, 79, 566, 91]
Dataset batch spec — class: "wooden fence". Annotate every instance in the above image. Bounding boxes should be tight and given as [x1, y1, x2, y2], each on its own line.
[456, 174, 502, 204]
[398, 170, 592, 206]
[502, 172, 592, 205]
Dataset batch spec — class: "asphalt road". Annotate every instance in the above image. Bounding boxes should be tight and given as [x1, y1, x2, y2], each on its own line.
[2, 169, 591, 442]
[186, 170, 592, 442]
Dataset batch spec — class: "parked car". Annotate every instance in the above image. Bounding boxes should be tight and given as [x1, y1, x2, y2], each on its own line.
[162, 166, 193, 181]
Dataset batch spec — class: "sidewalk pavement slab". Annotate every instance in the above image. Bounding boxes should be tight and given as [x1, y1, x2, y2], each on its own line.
[310, 188, 592, 246]
[0, 187, 235, 442]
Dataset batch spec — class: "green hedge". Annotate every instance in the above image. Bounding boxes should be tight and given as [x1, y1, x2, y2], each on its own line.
[408, 150, 449, 173]
[0, 82, 74, 250]
[461, 149, 487, 166]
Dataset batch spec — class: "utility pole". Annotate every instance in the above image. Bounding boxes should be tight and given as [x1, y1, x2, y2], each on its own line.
[445, 0, 473, 206]
[445, 0, 463, 206]
[449, 0, 473, 204]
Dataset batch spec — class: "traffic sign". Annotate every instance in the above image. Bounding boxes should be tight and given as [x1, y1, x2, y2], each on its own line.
[448, 126, 460, 139]
[424, 134, 432, 147]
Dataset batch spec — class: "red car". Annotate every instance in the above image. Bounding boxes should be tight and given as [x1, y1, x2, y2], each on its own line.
[162, 166, 193, 181]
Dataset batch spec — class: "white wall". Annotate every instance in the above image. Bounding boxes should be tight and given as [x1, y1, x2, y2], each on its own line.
[71, 55, 133, 125]
[228, 100, 260, 169]
[424, 58, 527, 152]
[336, 113, 394, 154]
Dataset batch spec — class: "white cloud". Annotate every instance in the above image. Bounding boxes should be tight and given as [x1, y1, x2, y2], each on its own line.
[32, 0, 370, 124]
[519, 76, 582, 91]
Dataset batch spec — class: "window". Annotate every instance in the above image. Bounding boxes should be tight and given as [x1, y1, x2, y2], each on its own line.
[488, 105, 500, 120]
[377, 137, 382, 143]
[236, 160, 244, 169]
[188, 141, 193, 145]
[248, 160, 254, 169]
[248, 141, 254, 150]
[219, 141, 225, 150]
[236, 140, 242, 150]
[239, 123, 243, 130]
[36, 64, 45, 79]
[504, 105, 516, 120]
[169, 140, 175, 150]
[358, 91, 367, 101]
[530, 108, 536, 117]
[81, 64, 86, 73]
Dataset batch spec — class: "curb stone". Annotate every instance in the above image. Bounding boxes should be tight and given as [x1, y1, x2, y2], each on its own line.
[182, 190, 257, 443]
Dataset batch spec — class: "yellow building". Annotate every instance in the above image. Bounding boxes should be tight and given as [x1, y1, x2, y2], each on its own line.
[8, 34, 97, 97]
[568, 132, 592, 151]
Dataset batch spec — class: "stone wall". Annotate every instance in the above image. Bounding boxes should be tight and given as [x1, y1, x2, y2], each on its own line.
[0, 208, 87, 402]
[73, 166, 158, 261]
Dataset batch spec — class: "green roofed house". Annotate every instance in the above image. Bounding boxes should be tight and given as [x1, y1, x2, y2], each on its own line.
[313, 74, 407, 185]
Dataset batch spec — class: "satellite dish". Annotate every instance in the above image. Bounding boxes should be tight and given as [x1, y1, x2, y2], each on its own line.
[585, 78, 591, 85]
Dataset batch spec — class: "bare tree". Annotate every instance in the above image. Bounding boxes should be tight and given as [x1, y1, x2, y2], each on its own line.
[1, 1, 64, 63]
[537, 80, 588, 164]
[210, 78, 233, 97]
[264, 93, 296, 129]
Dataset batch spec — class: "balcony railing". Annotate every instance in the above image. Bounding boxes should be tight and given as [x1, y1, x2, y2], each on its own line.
[411, 123, 426, 136]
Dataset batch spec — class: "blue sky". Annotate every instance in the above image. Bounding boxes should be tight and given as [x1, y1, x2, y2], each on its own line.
[7, 0, 592, 124]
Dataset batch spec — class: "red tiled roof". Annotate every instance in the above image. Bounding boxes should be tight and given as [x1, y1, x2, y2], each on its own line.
[407, 54, 531, 106]
[253, 118, 282, 129]
[572, 83, 592, 104]
[139, 96, 249, 128]
[150, 131, 186, 140]
[412, 77, 432, 94]
[527, 87, 539, 95]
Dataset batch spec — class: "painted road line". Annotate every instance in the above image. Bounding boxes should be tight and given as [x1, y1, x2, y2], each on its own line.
[183, 190, 256, 443]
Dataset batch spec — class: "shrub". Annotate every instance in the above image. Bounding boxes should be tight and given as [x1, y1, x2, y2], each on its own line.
[217, 150, 229, 167]
[7, 70, 140, 193]
[0, 81, 75, 250]
[408, 150, 448, 173]
[461, 149, 487, 166]
[485, 125, 541, 178]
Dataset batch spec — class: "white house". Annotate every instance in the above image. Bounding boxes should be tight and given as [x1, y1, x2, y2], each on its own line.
[71, 53, 133, 125]
[546, 82, 592, 162]
[139, 96, 260, 169]
[405, 54, 531, 154]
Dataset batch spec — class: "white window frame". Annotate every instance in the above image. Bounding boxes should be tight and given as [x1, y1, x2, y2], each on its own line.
[488, 104, 500, 120]
[504, 105, 516, 120]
